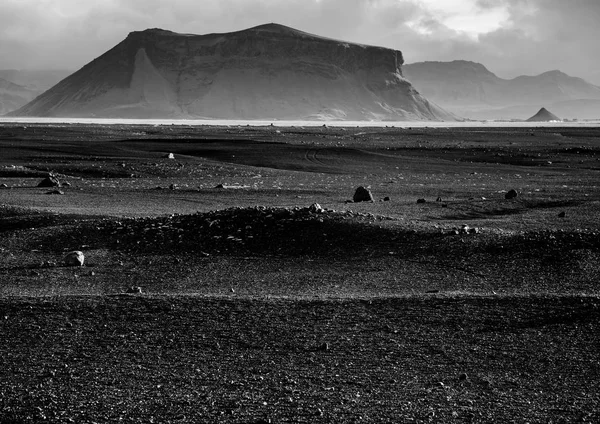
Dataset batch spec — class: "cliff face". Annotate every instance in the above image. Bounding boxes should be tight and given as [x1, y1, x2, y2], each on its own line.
[11, 24, 454, 121]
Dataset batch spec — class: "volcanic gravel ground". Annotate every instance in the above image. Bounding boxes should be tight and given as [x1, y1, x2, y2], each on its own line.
[1, 124, 600, 422]
[1, 295, 599, 423]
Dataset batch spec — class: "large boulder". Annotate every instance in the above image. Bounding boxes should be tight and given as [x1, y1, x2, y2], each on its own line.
[353, 187, 374, 203]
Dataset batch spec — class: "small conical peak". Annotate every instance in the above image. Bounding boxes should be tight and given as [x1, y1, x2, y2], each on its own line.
[527, 107, 561, 121]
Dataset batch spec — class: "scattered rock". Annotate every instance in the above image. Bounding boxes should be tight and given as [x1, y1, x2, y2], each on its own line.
[459, 373, 469, 381]
[63, 251, 85, 267]
[416, 198, 426, 204]
[558, 211, 566, 218]
[45, 190, 64, 195]
[126, 286, 143, 294]
[308, 203, 324, 213]
[318, 342, 330, 352]
[0, 183, 8, 188]
[169, 184, 176, 190]
[164, 153, 175, 159]
[62, 181, 71, 187]
[38, 174, 61, 188]
[505, 189, 518, 200]
[436, 197, 442, 202]
[353, 186, 374, 203]
[383, 196, 391, 202]
[469, 227, 480, 234]
[215, 183, 225, 189]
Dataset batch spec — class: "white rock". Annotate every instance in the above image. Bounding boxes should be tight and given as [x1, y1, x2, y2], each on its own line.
[63, 251, 85, 267]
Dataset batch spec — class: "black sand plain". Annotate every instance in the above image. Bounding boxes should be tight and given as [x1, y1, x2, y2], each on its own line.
[1, 123, 599, 423]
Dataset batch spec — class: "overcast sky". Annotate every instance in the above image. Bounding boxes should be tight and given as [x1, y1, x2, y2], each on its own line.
[1, 0, 599, 85]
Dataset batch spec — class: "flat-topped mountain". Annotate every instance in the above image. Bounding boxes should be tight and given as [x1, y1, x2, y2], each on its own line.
[10, 24, 454, 121]
[403, 60, 600, 120]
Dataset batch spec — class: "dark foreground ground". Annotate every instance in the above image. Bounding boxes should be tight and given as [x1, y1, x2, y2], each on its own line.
[1, 295, 599, 423]
[0, 123, 599, 422]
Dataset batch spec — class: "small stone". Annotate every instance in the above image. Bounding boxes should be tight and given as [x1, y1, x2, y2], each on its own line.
[383, 196, 390, 201]
[505, 189, 518, 200]
[62, 181, 71, 187]
[558, 211, 566, 218]
[459, 373, 468, 381]
[165, 153, 175, 159]
[319, 342, 330, 352]
[63, 251, 85, 267]
[436, 197, 442, 202]
[0, 183, 8, 188]
[45, 189, 64, 195]
[126, 286, 143, 294]
[416, 198, 426, 204]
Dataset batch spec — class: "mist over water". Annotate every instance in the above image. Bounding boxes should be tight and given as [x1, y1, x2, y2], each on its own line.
[1, 117, 599, 128]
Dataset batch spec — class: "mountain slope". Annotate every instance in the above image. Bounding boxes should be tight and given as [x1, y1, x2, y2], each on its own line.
[403, 60, 600, 120]
[11, 24, 454, 121]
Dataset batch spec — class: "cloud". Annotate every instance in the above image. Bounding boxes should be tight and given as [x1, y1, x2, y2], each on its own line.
[0, 0, 598, 84]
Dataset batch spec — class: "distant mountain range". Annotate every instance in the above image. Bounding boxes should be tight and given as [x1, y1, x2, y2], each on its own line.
[0, 69, 71, 116]
[3, 47, 599, 121]
[0, 77, 38, 116]
[403, 60, 600, 120]
[8, 24, 453, 121]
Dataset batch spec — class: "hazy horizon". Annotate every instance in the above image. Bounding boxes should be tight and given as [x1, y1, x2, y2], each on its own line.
[1, 0, 599, 85]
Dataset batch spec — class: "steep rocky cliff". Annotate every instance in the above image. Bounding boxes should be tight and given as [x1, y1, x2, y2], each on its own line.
[11, 24, 454, 121]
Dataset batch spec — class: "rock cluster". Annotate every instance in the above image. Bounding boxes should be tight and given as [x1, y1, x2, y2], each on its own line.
[91, 205, 393, 257]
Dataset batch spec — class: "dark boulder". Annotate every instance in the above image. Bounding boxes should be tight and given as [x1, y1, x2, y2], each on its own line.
[353, 186, 374, 202]
[38, 174, 61, 188]
[505, 189, 518, 200]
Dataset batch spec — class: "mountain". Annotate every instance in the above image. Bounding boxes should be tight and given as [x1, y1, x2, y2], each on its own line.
[403, 60, 600, 120]
[0, 77, 39, 115]
[10, 24, 454, 121]
[0, 69, 71, 93]
[526, 107, 560, 122]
